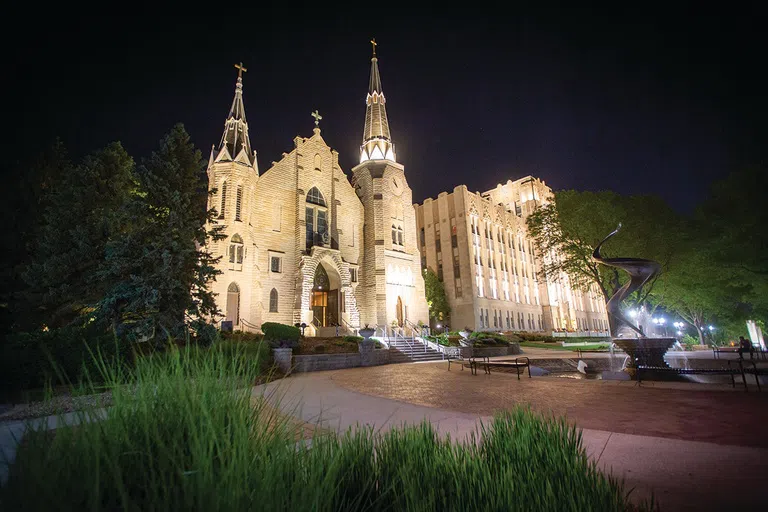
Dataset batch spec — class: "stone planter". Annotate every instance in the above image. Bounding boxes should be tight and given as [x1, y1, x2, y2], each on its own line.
[359, 327, 375, 341]
[447, 334, 462, 346]
[272, 347, 293, 374]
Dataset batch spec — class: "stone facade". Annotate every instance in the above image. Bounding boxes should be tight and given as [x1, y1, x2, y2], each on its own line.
[414, 177, 609, 334]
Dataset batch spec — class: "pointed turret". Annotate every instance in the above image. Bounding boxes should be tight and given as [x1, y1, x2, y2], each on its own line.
[212, 62, 257, 168]
[360, 40, 396, 163]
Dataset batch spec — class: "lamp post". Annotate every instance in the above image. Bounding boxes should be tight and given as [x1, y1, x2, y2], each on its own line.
[673, 321, 684, 337]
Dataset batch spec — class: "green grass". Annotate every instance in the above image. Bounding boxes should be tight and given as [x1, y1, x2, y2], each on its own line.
[520, 341, 610, 352]
[1, 344, 650, 511]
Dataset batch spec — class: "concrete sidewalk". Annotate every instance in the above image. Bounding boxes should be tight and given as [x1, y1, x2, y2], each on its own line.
[257, 371, 768, 511]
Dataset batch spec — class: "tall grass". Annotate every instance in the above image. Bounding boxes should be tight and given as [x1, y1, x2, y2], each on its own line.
[1, 345, 649, 511]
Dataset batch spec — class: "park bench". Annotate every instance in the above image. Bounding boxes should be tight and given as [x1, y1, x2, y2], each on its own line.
[477, 356, 531, 380]
[741, 360, 768, 391]
[713, 346, 768, 362]
[636, 360, 749, 390]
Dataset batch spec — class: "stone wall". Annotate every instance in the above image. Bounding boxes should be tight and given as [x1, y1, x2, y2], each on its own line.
[286, 347, 392, 373]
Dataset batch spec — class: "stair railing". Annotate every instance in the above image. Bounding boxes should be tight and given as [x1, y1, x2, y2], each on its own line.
[405, 320, 428, 353]
[340, 317, 358, 336]
[239, 318, 261, 332]
[392, 326, 415, 359]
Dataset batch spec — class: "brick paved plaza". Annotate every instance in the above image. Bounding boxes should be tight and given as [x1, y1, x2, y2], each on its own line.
[331, 361, 768, 448]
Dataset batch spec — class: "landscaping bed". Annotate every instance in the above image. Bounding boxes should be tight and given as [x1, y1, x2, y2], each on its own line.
[294, 336, 364, 355]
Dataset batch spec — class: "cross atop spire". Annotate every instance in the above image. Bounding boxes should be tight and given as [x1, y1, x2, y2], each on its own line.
[360, 40, 395, 163]
[234, 62, 247, 78]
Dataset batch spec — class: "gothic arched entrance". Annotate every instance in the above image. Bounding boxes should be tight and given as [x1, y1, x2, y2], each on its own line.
[311, 264, 340, 327]
[396, 296, 404, 327]
[226, 282, 240, 326]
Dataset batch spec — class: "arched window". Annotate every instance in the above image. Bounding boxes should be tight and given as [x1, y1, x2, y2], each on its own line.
[269, 288, 278, 312]
[235, 185, 243, 221]
[306, 187, 326, 207]
[219, 181, 227, 218]
[305, 187, 328, 250]
[229, 234, 244, 266]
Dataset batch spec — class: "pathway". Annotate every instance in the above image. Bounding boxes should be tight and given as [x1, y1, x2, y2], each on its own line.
[257, 365, 768, 511]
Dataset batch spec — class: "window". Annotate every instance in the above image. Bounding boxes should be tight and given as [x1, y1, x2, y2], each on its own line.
[270, 256, 282, 273]
[451, 234, 458, 248]
[420, 228, 425, 246]
[350, 267, 358, 282]
[455, 279, 462, 298]
[269, 288, 278, 312]
[235, 185, 243, 221]
[306, 188, 328, 250]
[435, 239, 441, 252]
[453, 256, 461, 278]
[493, 310, 498, 328]
[479, 307, 484, 328]
[392, 224, 404, 248]
[485, 309, 489, 329]
[437, 263, 443, 281]
[219, 181, 227, 218]
[229, 234, 244, 268]
[306, 186, 326, 206]
[421, 255, 427, 269]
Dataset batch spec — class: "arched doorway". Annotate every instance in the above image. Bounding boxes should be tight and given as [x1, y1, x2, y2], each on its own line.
[311, 264, 339, 327]
[226, 282, 240, 325]
[396, 296, 404, 327]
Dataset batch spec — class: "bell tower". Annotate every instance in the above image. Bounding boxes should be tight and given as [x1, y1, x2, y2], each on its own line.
[351, 41, 429, 329]
[207, 63, 260, 329]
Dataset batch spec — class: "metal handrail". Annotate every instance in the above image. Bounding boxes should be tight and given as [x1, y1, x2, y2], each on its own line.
[392, 327, 416, 359]
[239, 318, 261, 332]
[340, 317, 358, 336]
[404, 320, 428, 352]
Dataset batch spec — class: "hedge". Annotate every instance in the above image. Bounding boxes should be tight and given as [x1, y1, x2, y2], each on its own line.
[261, 322, 300, 348]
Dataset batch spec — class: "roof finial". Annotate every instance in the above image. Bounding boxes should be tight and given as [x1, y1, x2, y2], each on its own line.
[234, 62, 247, 78]
[311, 110, 323, 127]
[370, 38, 377, 57]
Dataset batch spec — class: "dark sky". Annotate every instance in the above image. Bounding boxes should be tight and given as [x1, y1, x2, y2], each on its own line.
[5, 5, 765, 210]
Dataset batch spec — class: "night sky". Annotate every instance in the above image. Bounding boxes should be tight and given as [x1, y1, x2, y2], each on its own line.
[6, 5, 765, 211]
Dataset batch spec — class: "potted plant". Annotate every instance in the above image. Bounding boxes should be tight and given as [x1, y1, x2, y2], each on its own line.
[359, 324, 375, 341]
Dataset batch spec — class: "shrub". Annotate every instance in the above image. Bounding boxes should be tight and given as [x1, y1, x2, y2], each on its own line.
[0, 326, 132, 390]
[221, 330, 264, 344]
[514, 331, 558, 342]
[261, 322, 300, 348]
[343, 335, 363, 343]
[469, 331, 511, 345]
[314, 345, 326, 353]
[681, 334, 698, 351]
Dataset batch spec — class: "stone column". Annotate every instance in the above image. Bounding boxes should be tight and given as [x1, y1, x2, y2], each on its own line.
[359, 340, 376, 366]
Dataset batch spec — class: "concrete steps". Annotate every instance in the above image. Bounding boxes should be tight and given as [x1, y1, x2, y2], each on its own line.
[388, 338, 444, 363]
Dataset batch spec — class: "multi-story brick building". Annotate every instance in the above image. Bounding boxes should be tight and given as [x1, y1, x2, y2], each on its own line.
[414, 178, 609, 333]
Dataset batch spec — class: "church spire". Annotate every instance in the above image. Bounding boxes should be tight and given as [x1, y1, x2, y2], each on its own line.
[214, 62, 256, 167]
[360, 39, 396, 163]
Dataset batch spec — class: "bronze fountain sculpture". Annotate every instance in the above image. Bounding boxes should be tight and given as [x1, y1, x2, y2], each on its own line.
[592, 224, 675, 374]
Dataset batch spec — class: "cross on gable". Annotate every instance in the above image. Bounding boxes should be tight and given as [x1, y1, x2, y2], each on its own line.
[370, 38, 377, 56]
[234, 62, 247, 78]
[311, 110, 322, 127]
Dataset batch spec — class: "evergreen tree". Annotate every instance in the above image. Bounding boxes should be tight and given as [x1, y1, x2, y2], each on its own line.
[20, 142, 135, 329]
[97, 124, 223, 342]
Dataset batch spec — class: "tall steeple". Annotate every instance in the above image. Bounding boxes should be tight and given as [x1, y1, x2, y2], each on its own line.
[360, 39, 396, 164]
[212, 62, 257, 168]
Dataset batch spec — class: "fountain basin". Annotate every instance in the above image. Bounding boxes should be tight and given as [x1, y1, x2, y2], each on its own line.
[613, 337, 676, 372]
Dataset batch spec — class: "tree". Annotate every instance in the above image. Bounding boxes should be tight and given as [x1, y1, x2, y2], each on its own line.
[20, 142, 136, 329]
[526, 190, 683, 312]
[423, 267, 450, 326]
[697, 165, 768, 322]
[97, 124, 223, 342]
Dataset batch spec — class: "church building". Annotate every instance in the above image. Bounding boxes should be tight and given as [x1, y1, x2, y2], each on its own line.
[206, 49, 429, 337]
